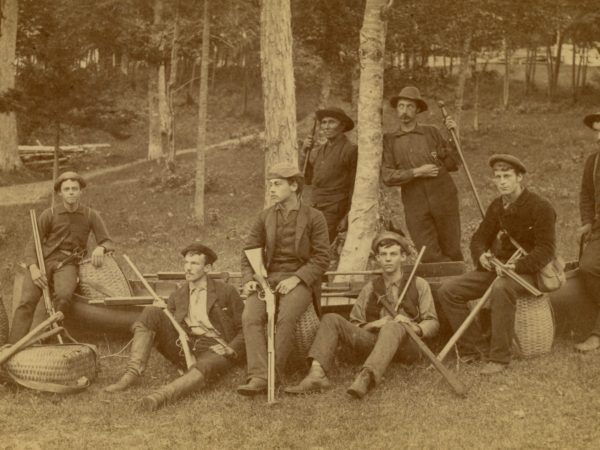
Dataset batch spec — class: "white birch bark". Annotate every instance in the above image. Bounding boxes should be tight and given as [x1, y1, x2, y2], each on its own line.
[147, 0, 165, 160]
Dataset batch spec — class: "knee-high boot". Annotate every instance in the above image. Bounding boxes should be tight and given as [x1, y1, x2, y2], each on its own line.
[139, 368, 205, 412]
[105, 322, 155, 393]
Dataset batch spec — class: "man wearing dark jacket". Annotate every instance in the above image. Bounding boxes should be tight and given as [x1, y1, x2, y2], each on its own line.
[105, 243, 245, 411]
[237, 163, 330, 395]
[437, 154, 556, 375]
[574, 113, 600, 352]
[381, 86, 462, 263]
[302, 107, 358, 242]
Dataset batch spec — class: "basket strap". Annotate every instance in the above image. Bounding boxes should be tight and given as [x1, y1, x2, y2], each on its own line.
[5, 371, 91, 394]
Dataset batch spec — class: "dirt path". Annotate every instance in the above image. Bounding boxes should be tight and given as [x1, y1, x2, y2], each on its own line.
[0, 133, 265, 207]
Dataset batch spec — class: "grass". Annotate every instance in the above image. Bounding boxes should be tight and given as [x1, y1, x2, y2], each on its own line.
[1, 75, 600, 449]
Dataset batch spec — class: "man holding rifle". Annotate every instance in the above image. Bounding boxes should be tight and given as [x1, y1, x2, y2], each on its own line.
[105, 243, 245, 411]
[301, 107, 357, 242]
[9, 171, 114, 344]
[285, 231, 439, 399]
[437, 155, 556, 375]
[381, 86, 462, 263]
[574, 113, 600, 352]
[237, 163, 329, 396]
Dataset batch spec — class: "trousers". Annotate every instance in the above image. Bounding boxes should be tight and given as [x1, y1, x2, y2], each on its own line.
[580, 236, 600, 336]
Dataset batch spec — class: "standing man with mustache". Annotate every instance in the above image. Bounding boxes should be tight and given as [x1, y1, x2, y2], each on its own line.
[301, 107, 357, 242]
[574, 113, 600, 352]
[381, 86, 462, 263]
[237, 163, 329, 395]
[9, 171, 114, 343]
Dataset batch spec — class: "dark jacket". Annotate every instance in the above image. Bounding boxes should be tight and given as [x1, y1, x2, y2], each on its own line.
[580, 151, 599, 229]
[470, 188, 556, 274]
[166, 278, 245, 360]
[241, 202, 330, 311]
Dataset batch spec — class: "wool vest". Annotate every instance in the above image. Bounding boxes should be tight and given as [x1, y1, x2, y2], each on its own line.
[365, 274, 419, 323]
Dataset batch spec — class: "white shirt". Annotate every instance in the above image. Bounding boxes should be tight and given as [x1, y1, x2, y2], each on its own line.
[185, 281, 218, 337]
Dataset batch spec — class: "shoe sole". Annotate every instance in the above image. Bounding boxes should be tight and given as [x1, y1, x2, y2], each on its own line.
[346, 388, 365, 399]
[237, 387, 266, 397]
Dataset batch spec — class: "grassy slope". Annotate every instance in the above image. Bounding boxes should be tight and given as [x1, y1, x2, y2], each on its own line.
[1, 76, 600, 449]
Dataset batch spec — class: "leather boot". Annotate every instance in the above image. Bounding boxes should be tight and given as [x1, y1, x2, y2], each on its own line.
[139, 368, 205, 412]
[105, 323, 155, 393]
[284, 364, 331, 395]
[347, 368, 373, 399]
[236, 377, 268, 396]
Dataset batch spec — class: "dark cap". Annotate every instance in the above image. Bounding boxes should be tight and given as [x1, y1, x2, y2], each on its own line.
[488, 154, 527, 174]
[315, 107, 355, 132]
[54, 171, 87, 192]
[181, 242, 218, 264]
[584, 112, 600, 129]
[371, 231, 412, 254]
[389, 86, 428, 112]
[267, 162, 303, 180]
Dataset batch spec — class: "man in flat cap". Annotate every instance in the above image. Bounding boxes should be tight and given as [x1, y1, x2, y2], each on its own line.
[437, 154, 557, 375]
[285, 231, 438, 399]
[9, 171, 115, 343]
[381, 86, 463, 263]
[574, 113, 600, 352]
[301, 106, 358, 242]
[237, 163, 330, 395]
[105, 243, 245, 411]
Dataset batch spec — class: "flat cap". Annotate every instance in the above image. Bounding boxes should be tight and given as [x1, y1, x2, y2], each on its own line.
[181, 242, 218, 264]
[54, 171, 87, 192]
[488, 154, 527, 174]
[315, 107, 355, 132]
[267, 162, 303, 180]
[372, 231, 412, 254]
[584, 112, 600, 129]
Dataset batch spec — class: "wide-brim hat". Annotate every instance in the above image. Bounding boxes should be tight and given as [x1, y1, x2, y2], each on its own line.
[54, 171, 87, 192]
[371, 231, 412, 254]
[584, 112, 600, 129]
[267, 162, 303, 180]
[389, 86, 428, 113]
[315, 107, 355, 132]
[488, 154, 527, 174]
[181, 242, 218, 264]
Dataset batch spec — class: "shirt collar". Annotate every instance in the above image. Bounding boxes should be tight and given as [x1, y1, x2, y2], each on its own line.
[502, 188, 528, 210]
[324, 133, 346, 147]
[392, 123, 424, 137]
[189, 277, 207, 293]
[383, 272, 404, 288]
[275, 199, 301, 212]
[55, 203, 84, 215]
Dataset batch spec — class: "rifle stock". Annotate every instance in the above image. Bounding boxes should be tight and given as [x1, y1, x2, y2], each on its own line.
[244, 248, 276, 404]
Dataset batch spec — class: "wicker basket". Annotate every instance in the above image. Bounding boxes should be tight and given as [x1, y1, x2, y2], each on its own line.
[293, 303, 320, 359]
[4, 343, 98, 392]
[514, 293, 555, 358]
[78, 255, 132, 300]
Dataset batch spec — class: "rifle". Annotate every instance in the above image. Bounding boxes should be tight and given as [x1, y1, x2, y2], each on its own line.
[29, 209, 63, 344]
[244, 247, 276, 404]
[378, 246, 467, 396]
[123, 254, 197, 370]
[301, 117, 318, 177]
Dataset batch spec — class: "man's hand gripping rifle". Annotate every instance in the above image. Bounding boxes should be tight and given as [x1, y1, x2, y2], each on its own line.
[244, 248, 276, 404]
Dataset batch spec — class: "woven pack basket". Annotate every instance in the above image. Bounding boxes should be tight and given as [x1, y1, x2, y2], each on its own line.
[4, 343, 98, 393]
[514, 293, 555, 358]
[78, 255, 132, 300]
[292, 303, 320, 359]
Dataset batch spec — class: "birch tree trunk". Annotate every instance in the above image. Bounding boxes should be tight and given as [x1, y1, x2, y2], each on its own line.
[336, 0, 391, 273]
[454, 36, 471, 131]
[166, 0, 180, 167]
[194, 0, 210, 224]
[260, 0, 298, 206]
[502, 37, 510, 110]
[147, 0, 165, 161]
[0, 0, 22, 172]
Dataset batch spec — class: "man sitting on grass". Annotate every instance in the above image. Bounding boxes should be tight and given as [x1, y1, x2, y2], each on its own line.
[285, 231, 439, 399]
[437, 154, 557, 375]
[105, 243, 245, 411]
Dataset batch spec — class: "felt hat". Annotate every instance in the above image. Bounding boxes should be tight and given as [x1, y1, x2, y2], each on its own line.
[54, 171, 87, 192]
[371, 231, 412, 254]
[583, 112, 600, 129]
[389, 86, 428, 112]
[267, 162, 303, 180]
[488, 154, 527, 174]
[181, 242, 218, 265]
[315, 107, 355, 132]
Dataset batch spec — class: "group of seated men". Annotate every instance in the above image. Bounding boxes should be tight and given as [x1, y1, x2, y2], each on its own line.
[9, 88, 600, 411]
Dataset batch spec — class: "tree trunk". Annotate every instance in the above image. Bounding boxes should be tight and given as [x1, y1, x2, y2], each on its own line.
[545, 46, 554, 98]
[454, 36, 471, 131]
[336, 0, 390, 274]
[551, 29, 564, 99]
[0, 0, 22, 172]
[260, 0, 298, 206]
[186, 58, 198, 104]
[472, 54, 479, 131]
[147, 0, 165, 160]
[194, 0, 210, 224]
[572, 42, 577, 102]
[318, 60, 332, 108]
[502, 37, 510, 110]
[166, 0, 181, 167]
